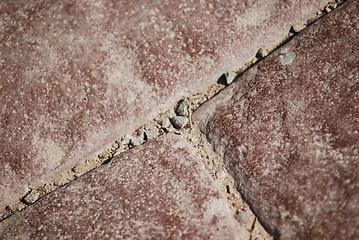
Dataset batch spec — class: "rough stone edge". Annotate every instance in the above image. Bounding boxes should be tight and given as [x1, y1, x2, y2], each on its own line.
[180, 125, 272, 240]
[193, 0, 350, 238]
[0, 1, 344, 228]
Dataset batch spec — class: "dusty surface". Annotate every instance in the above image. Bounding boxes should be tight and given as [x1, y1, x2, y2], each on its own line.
[194, 1, 359, 239]
[182, 126, 273, 240]
[0, 0, 329, 209]
[0, 95, 273, 239]
[0, 134, 245, 240]
[0, 1, 350, 239]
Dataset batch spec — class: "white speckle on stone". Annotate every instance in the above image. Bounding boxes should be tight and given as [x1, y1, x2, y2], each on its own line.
[169, 31, 175, 39]
[262, 168, 271, 176]
[279, 52, 296, 65]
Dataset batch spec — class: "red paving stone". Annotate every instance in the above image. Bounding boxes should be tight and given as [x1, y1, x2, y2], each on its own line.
[193, 1, 359, 239]
[0, 134, 243, 239]
[0, 0, 327, 208]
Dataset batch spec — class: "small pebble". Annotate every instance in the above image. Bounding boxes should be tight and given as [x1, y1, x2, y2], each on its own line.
[121, 134, 132, 145]
[130, 135, 143, 146]
[225, 71, 237, 84]
[111, 142, 119, 150]
[175, 98, 190, 116]
[7, 203, 24, 212]
[170, 116, 188, 129]
[256, 48, 269, 58]
[144, 127, 158, 140]
[161, 118, 171, 129]
[23, 191, 40, 205]
[98, 152, 111, 160]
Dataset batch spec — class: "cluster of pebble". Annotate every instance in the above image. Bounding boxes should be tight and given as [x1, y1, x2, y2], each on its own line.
[170, 98, 190, 130]
[119, 98, 191, 149]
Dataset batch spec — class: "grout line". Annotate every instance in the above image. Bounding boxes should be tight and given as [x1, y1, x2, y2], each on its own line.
[249, 217, 257, 240]
[0, 0, 345, 224]
[181, 124, 273, 239]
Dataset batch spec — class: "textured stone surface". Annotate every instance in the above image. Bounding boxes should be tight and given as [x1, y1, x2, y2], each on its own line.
[194, 1, 359, 239]
[0, 0, 327, 208]
[0, 134, 242, 239]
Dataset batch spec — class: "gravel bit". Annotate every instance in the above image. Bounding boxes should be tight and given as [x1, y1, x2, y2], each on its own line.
[170, 116, 188, 129]
[160, 117, 172, 129]
[98, 152, 112, 160]
[175, 98, 190, 117]
[23, 191, 40, 205]
[7, 202, 26, 212]
[130, 135, 144, 146]
[121, 134, 132, 145]
[144, 127, 158, 140]
[225, 71, 237, 84]
[256, 48, 269, 58]
[111, 142, 119, 150]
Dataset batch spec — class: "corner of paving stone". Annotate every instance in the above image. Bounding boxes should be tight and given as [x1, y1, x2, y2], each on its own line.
[0, 133, 245, 240]
[190, 1, 359, 239]
[180, 110, 273, 239]
[1, 1, 348, 238]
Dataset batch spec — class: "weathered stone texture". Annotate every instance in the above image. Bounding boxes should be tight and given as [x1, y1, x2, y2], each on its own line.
[194, 1, 359, 239]
[0, 134, 242, 239]
[0, 0, 327, 208]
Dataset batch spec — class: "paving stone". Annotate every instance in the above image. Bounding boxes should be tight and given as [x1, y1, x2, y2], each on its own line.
[0, 0, 327, 208]
[193, 1, 359, 239]
[0, 134, 243, 239]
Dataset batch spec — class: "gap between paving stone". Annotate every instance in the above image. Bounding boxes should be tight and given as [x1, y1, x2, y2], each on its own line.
[0, 2, 345, 237]
[193, 1, 358, 239]
[1, 0, 331, 211]
[180, 125, 272, 240]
